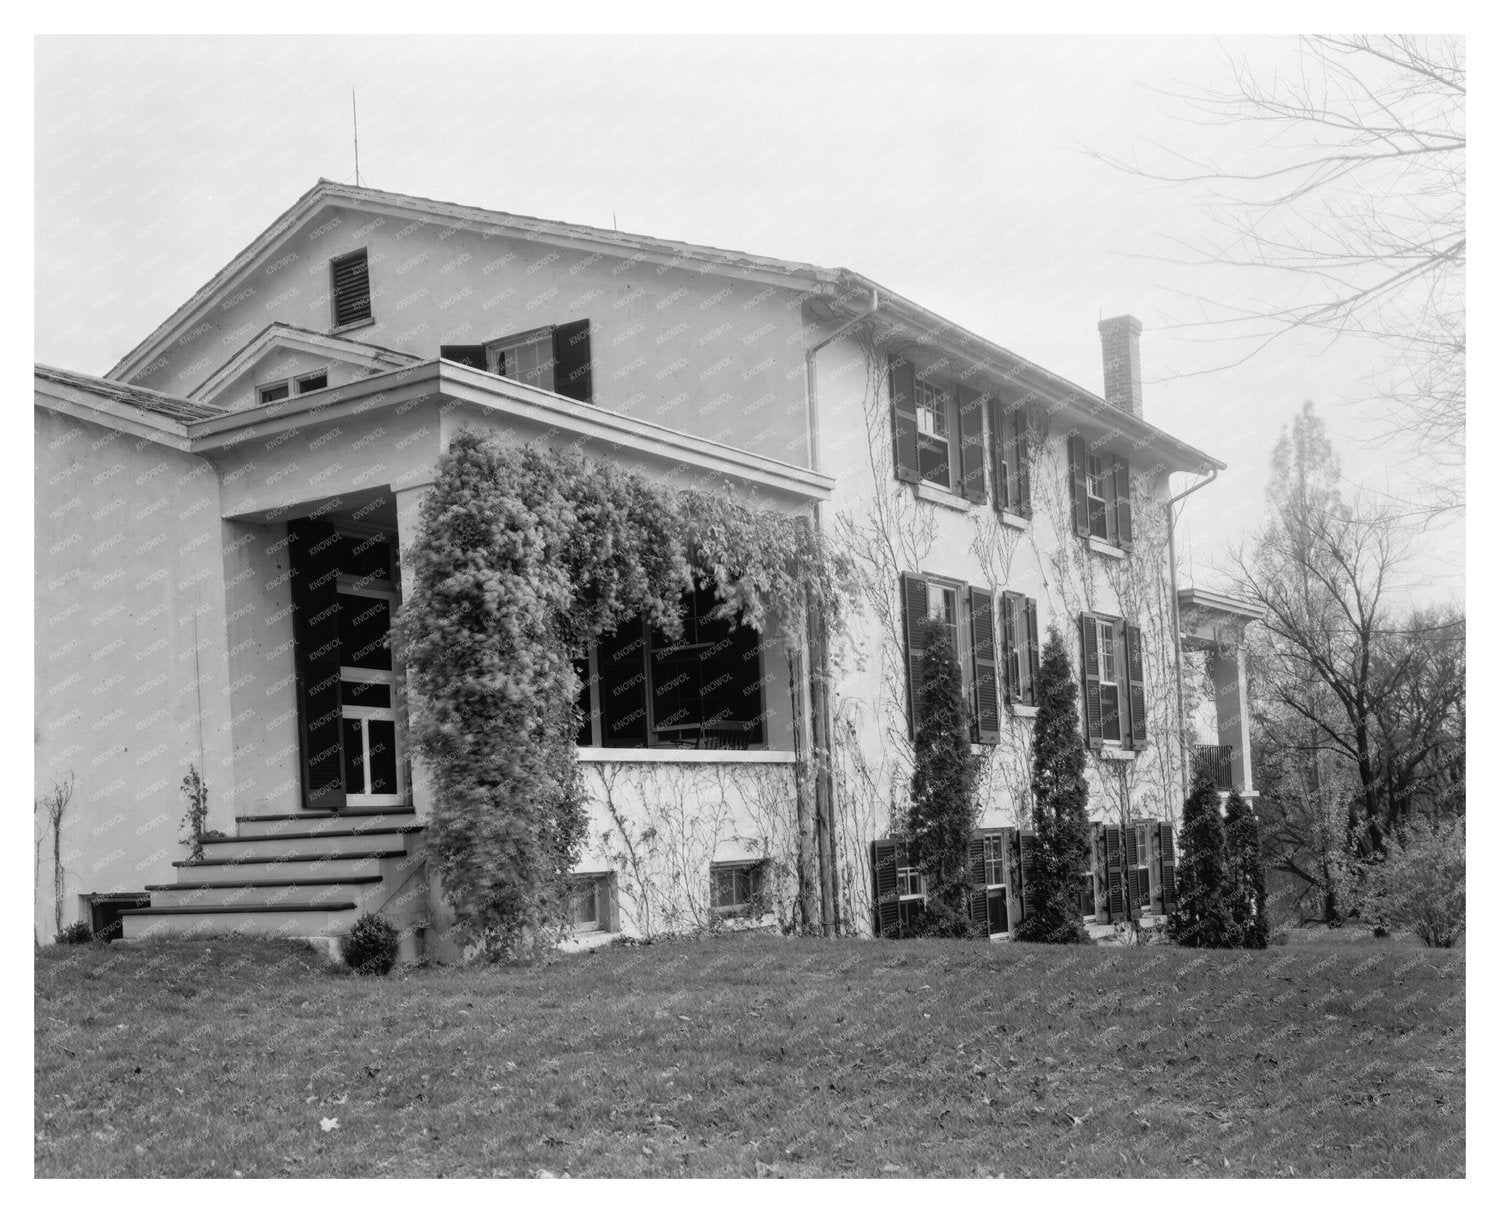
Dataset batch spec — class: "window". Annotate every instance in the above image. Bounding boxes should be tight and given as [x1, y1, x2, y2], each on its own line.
[441, 320, 594, 404]
[1000, 592, 1040, 708]
[992, 402, 1031, 514]
[1067, 437, 1133, 547]
[257, 368, 332, 406]
[711, 862, 765, 918]
[896, 863, 926, 932]
[576, 583, 765, 749]
[86, 892, 150, 942]
[914, 379, 954, 487]
[1082, 613, 1144, 748]
[1097, 618, 1122, 743]
[902, 573, 1001, 743]
[331, 250, 372, 328]
[982, 834, 1010, 936]
[487, 327, 554, 392]
[568, 874, 612, 933]
[1131, 824, 1153, 911]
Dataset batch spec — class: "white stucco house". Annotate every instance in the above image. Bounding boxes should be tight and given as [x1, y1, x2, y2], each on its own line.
[34, 180, 1258, 954]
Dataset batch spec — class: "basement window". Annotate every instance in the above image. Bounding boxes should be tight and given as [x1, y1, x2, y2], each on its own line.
[710, 862, 765, 919]
[568, 873, 614, 934]
[330, 249, 372, 328]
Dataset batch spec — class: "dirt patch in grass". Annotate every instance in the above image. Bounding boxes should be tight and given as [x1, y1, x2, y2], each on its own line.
[35, 933, 1463, 1177]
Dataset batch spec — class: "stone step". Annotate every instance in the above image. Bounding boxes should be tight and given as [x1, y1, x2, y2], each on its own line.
[145, 878, 383, 910]
[172, 852, 404, 883]
[120, 904, 363, 941]
[196, 827, 423, 862]
[234, 809, 418, 839]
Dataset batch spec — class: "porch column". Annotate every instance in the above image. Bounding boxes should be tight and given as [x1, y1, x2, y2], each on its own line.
[1211, 645, 1254, 795]
[395, 481, 436, 821]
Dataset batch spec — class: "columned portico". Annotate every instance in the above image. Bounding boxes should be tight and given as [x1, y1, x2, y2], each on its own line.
[1178, 587, 1263, 797]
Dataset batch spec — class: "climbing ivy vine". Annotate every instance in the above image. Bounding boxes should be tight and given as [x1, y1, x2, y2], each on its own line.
[396, 428, 853, 959]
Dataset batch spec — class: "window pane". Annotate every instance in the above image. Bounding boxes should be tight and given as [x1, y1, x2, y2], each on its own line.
[1101, 685, 1122, 742]
[259, 383, 290, 403]
[339, 533, 393, 583]
[340, 680, 391, 708]
[339, 593, 392, 670]
[366, 719, 397, 794]
[342, 718, 366, 795]
[572, 882, 598, 925]
[297, 371, 328, 393]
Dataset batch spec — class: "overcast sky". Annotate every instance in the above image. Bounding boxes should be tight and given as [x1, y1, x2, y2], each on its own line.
[34, 35, 1464, 604]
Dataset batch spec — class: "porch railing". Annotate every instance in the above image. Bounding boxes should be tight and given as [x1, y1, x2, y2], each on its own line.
[1194, 744, 1235, 791]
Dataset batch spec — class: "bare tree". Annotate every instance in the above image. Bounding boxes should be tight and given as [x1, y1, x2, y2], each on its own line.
[1229, 404, 1463, 919]
[1094, 36, 1465, 509]
[36, 773, 75, 942]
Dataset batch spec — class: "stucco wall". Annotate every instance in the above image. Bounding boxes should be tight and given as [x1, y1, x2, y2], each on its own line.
[130, 206, 814, 469]
[34, 409, 233, 940]
[809, 328, 1190, 932]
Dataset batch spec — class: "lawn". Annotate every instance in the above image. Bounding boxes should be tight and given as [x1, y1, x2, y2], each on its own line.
[35, 930, 1463, 1177]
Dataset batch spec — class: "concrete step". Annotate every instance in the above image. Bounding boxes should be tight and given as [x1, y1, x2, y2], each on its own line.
[234, 809, 418, 839]
[197, 827, 423, 862]
[172, 852, 404, 883]
[121, 904, 362, 941]
[145, 878, 383, 910]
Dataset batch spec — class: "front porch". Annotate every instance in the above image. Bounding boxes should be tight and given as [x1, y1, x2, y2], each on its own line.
[1178, 586, 1263, 797]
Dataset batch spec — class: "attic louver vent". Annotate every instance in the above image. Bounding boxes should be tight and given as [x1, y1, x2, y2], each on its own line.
[331, 250, 371, 327]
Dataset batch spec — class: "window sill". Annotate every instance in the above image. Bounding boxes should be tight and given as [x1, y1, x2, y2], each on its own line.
[914, 481, 971, 513]
[1098, 746, 1137, 762]
[330, 317, 376, 336]
[999, 509, 1031, 530]
[577, 748, 796, 765]
[1009, 704, 1039, 719]
[1087, 536, 1126, 560]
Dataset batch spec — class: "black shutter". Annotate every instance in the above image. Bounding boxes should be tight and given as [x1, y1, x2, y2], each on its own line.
[969, 835, 989, 928]
[1158, 822, 1177, 912]
[968, 587, 1001, 742]
[1125, 825, 1141, 911]
[1018, 830, 1037, 924]
[1113, 453, 1132, 547]
[989, 398, 1008, 513]
[331, 251, 371, 327]
[552, 319, 593, 403]
[957, 383, 987, 503]
[1125, 621, 1147, 749]
[440, 344, 487, 370]
[901, 573, 929, 739]
[598, 620, 649, 746]
[1080, 613, 1103, 748]
[288, 518, 345, 810]
[1003, 828, 1023, 930]
[872, 840, 900, 938]
[1015, 410, 1031, 516]
[1067, 435, 1089, 537]
[1024, 597, 1040, 708]
[890, 357, 919, 484]
[1001, 593, 1021, 704]
[1104, 825, 1125, 920]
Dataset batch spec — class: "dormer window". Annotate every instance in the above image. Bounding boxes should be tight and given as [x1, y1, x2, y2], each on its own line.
[330, 249, 372, 329]
[257, 368, 330, 406]
[441, 320, 593, 404]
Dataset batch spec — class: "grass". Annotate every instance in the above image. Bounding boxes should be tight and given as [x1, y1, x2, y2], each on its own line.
[35, 929, 1463, 1177]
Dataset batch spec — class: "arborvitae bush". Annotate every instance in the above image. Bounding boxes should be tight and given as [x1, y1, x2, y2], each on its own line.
[1224, 788, 1271, 949]
[1168, 771, 1236, 948]
[1012, 628, 1092, 945]
[343, 913, 400, 975]
[901, 616, 981, 933]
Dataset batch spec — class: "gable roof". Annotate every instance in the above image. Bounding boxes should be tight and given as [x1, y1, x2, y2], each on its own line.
[189, 321, 422, 401]
[102, 179, 1224, 473]
[106, 179, 840, 383]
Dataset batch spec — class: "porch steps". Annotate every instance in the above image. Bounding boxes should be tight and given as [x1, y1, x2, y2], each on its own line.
[121, 808, 428, 958]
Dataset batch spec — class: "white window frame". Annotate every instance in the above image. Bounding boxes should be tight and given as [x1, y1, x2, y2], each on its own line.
[914, 378, 956, 489]
[1132, 822, 1156, 912]
[982, 835, 1010, 938]
[1085, 452, 1112, 541]
[1096, 617, 1123, 744]
[337, 577, 404, 808]
[485, 326, 555, 393]
[568, 873, 610, 933]
[710, 861, 765, 918]
[256, 368, 330, 406]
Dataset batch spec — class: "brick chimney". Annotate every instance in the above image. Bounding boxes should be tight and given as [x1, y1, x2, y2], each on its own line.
[1098, 314, 1144, 418]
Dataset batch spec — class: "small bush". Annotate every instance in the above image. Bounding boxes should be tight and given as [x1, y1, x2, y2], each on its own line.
[55, 921, 93, 945]
[342, 913, 400, 975]
[1363, 819, 1465, 948]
